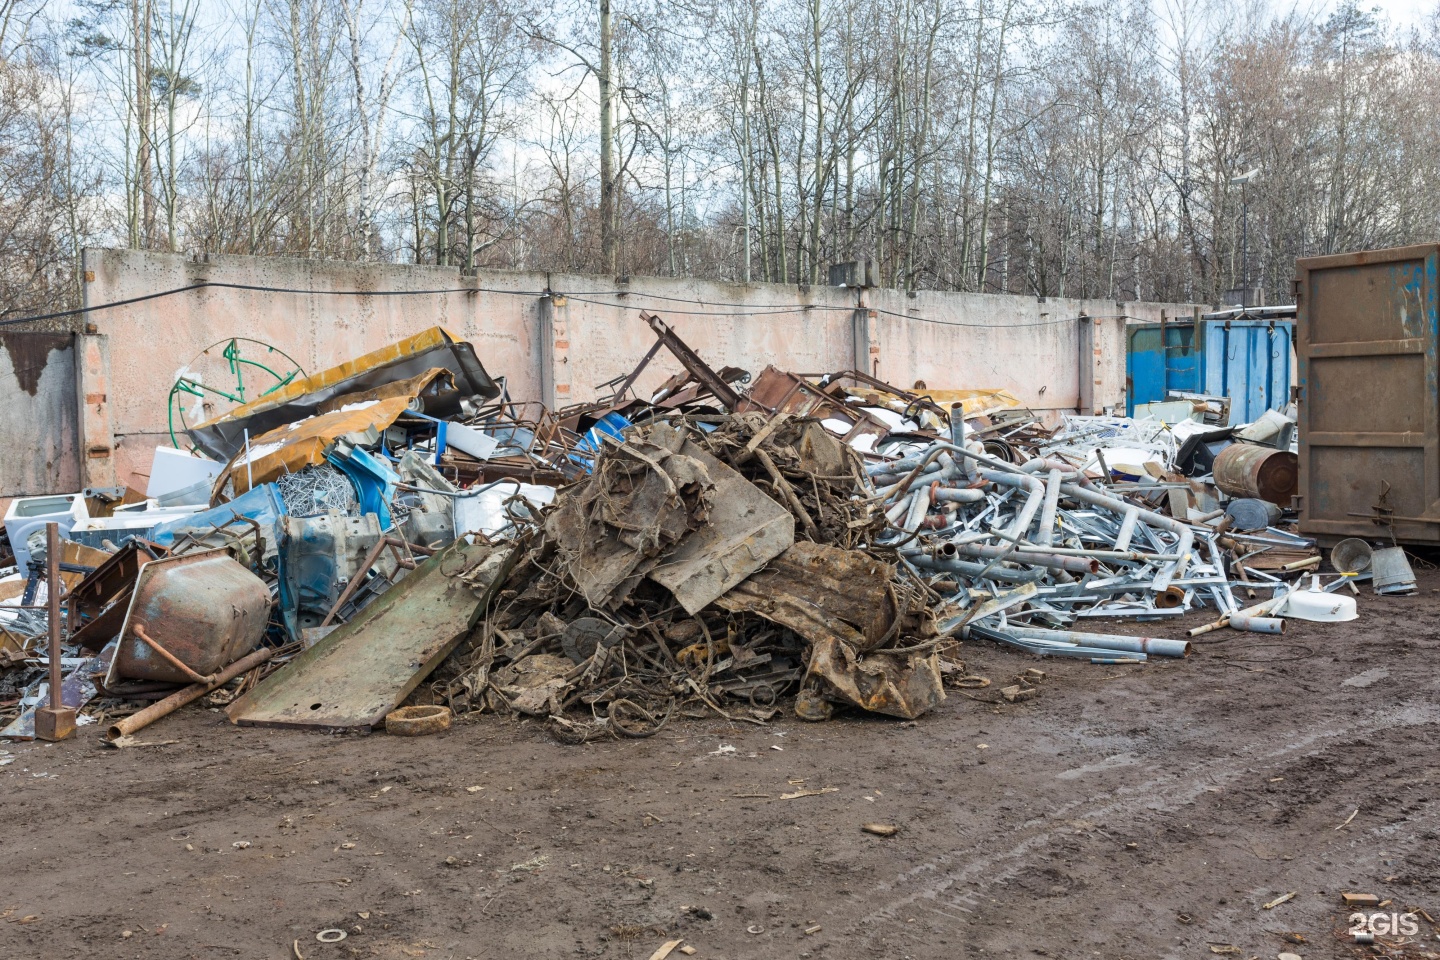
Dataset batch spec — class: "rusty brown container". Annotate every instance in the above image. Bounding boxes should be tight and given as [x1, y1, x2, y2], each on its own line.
[1296, 244, 1440, 545]
[106, 549, 271, 685]
[1213, 443, 1298, 506]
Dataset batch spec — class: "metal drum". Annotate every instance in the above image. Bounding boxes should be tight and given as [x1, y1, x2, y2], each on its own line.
[1213, 443, 1298, 506]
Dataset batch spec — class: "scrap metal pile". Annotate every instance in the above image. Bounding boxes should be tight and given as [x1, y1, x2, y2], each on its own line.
[1, 313, 1404, 745]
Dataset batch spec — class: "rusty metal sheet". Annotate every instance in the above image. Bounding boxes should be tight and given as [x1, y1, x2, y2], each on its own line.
[714, 541, 909, 653]
[105, 549, 271, 685]
[226, 541, 515, 731]
[741, 366, 893, 446]
[69, 540, 150, 651]
[1297, 245, 1440, 544]
[805, 637, 944, 720]
[646, 437, 795, 615]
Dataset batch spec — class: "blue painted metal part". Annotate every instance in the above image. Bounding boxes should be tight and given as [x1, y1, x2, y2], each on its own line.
[1126, 316, 1294, 423]
[1126, 324, 1200, 415]
[149, 483, 288, 554]
[326, 447, 399, 530]
[570, 411, 633, 472]
[1201, 320, 1294, 424]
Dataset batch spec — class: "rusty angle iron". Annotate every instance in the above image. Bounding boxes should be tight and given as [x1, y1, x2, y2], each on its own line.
[104, 548, 271, 686]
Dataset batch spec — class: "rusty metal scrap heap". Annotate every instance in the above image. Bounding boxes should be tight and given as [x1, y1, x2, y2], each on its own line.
[3, 310, 1369, 746]
[433, 413, 947, 740]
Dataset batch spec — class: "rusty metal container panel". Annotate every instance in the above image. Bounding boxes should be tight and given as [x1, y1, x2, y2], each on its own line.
[1296, 244, 1440, 544]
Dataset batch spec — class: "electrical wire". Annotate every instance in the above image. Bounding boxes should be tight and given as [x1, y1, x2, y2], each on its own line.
[871, 308, 1146, 328]
[0, 274, 1144, 329]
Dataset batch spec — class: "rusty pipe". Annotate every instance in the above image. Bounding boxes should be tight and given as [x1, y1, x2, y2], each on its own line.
[131, 623, 213, 685]
[46, 522, 62, 710]
[106, 644, 276, 741]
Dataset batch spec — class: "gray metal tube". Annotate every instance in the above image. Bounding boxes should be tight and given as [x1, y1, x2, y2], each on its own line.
[980, 468, 1046, 541]
[1009, 625, 1191, 658]
[902, 550, 1049, 583]
[902, 490, 930, 532]
[951, 542, 1098, 574]
[1037, 468, 1063, 546]
[1061, 482, 1194, 591]
[932, 486, 987, 503]
[1114, 506, 1140, 552]
[884, 491, 916, 526]
[1228, 614, 1286, 634]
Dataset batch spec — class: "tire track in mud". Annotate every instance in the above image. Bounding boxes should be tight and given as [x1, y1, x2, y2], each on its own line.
[823, 699, 1440, 950]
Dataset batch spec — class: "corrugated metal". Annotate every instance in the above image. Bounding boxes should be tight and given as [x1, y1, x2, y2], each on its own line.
[1125, 323, 1200, 414]
[1296, 244, 1440, 545]
[1125, 317, 1293, 423]
[1200, 320, 1294, 424]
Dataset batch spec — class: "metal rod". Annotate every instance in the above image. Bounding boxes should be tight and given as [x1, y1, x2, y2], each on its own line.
[46, 522, 61, 711]
[131, 623, 212, 684]
[106, 644, 277, 741]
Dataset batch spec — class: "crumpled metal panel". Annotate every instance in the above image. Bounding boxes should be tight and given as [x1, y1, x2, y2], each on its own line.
[106, 550, 271, 684]
[545, 435, 713, 609]
[805, 637, 944, 720]
[715, 541, 911, 653]
[715, 540, 944, 719]
[647, 438, 794, 615]
[226, 540, 516, 730]
[188, 327, 500, 461]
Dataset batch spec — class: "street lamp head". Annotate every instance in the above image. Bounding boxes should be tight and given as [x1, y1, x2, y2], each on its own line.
[1229, 167, 1261, 185]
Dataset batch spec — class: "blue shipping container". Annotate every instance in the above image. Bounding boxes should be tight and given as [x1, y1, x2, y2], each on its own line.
[1126, 311, 1294, 424]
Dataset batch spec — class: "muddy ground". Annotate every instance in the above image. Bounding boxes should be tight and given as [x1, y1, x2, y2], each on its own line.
[2, 571, 1438, 960]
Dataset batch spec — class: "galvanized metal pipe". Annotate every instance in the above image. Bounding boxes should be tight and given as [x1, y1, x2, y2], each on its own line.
[1227, 614, 1286, 634]
[1004, 625, 1191, 658]
[950, 542, 1098, 575]
[1037, 468, 1063, 546]
[1114, 506, 1140, 552]
[1187, 588, 1292, 637]
[902, 550, 1049, 583]
[884, 491, 917, 527]
[1061, 482, 1193, 591]
[902, 490, 930, 533]
[931, 486, 987, 504]
[980, 468, 1046, 541]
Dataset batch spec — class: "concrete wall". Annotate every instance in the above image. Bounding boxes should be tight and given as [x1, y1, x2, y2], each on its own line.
[0, 332, 80, 500]
[81, 248, 1203, 490]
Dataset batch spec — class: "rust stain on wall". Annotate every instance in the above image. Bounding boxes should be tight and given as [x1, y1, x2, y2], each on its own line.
[1, 332, 71, 397]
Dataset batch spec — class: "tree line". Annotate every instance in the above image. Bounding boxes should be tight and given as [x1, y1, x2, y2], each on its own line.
[0, 0, 1435, 321]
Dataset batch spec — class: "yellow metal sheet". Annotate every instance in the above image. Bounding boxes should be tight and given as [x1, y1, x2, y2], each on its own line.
[194, 327, 457, 432]
[218, 396, 412, 495]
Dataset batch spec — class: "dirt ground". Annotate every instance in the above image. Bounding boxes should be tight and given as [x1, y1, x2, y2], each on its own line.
[2, 570, 1438, 960]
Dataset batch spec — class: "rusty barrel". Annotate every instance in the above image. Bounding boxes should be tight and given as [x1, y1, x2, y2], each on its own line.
[1213, 443, 1298, 506]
